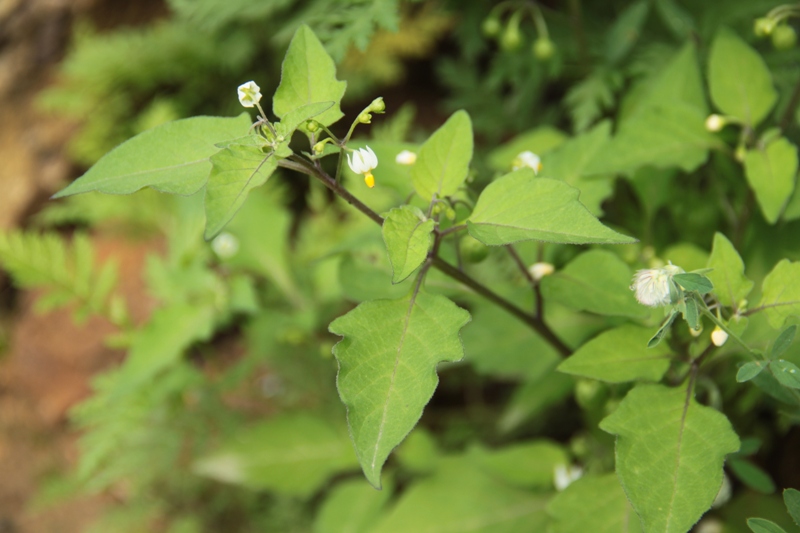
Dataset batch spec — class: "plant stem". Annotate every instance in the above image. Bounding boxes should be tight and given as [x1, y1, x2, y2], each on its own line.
[279, 158, 573, 357]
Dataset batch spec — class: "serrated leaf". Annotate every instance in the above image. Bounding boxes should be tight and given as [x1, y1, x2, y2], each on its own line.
[673, 273, 714, 294]
[599, 384, 740, 533]
[759, 259, 800, 328]
[707, 232, 753, 308]
[469, 440, 568, 490]
[783, 488, 800, 526]
[771, 360, 800, 389]
[193, 414, 358, 497]
[744, 137, 798, 224]
[585, 102, 719, 175]
[371, 456, 548, 532]
[381, 206, 434, 283]
[203, 145, 278, 240]
[273, 25, 346, 127]
[558, 324, 671, 383]
[729, 458, 776, 494]
[547, 473, 643, 533]
[540, 250, 647, 318]
[411, 110, 473, 201]
[772, 326, 797, 359]
[329, 290, 471, 488]
[748, 518, 788, 533]
[738, 361, 767, 382]
[313, 478, 392, 533]
[53, 115, 251, 198]
[708, 28, 777, 127]
[467, 170, 636, 245]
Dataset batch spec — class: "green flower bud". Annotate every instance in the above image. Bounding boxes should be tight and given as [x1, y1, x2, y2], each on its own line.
[432, 204, 443, 215]
[358, 112, 372, 124]
[368, 97, 385, 113]
[533, 37, 555, 60]
[305, 120, 320, 132]
[754, 17, 776, 37]
[734, 144, 747, 163]
[445, 207, 456, 220]
[313, 141, 326, 154]
[459, 234, 490, 263]
[772, 24, 797, 49]
[482, 17, 501, 37]
[500, 12, 523, 51]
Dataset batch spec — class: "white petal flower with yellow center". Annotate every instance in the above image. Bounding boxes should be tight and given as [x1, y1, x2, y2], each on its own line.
[348, 146, 379, 188]
[630, 264, 684, 307]
[237, 81, 262, 108]
[512, 151, 542, 174]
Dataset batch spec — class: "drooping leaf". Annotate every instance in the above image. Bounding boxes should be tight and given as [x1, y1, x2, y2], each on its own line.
[467, 170, 636, 245]
[411, 110, 473, 201]
[313, 479, 392, 533]
[53, 114, 252, 198]
[744, 137, 798, 224]
[759, 259, 800, 328]
[540, 250, 647, 318]
[706, 232, 753, 308]
[273, 25, 346, 127]
[469, 440, 568, 490]
[771, 360, 800, 389]
[708, 28, 777, 127]
[370, 456, 548, 532]
[599, 384, 740, 533]
[382, 206, 434, 283]
[329, 290, 471, 488]
[747, 518, 789, 533]
[737, 361, 767, 383]
[203, 145, 278, 240]
[783, 488, 800, 526]
[772, 326, 797, 359]
[193, 414, 358, 497]
[558, 324, 671, 383]
[672, 273, 714, 294]
[547, 473, 643, 533]
[729, 458, 776, 494]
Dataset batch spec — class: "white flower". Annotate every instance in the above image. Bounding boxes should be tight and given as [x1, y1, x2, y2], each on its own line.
[630, 264, 684, 307]
[705, 114, 725, 132]
[513, 151, 542, 174]
[711, 326, 729, 347]
[553, 464, 583, 491]
[211, 232, 239, 259]
[237, 81, 262, 108]
[395, 149, 417, 165]
[529, 262, 555, 281]
[347, 146, 379, 188]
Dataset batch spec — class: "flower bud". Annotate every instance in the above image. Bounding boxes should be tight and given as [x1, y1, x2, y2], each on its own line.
[212, 232, 239, 259]
[533, 37, 555, 60]
[711, 326, 729, 347]
[734, 144, 747, 163]
[529, 262, 555, 281]
[395, 150, 417, 165]
[754, 17, 776, 37]
[500, 12, 523, 51]
[772, 24, 797, 50]
[305, 120, 320, 132]
[705, 114, 726, 132]
[368, 97, 386, 113]
[358, 112, 372, 124]
[313, 141, 326, 154]
[482, 16, 501, 37]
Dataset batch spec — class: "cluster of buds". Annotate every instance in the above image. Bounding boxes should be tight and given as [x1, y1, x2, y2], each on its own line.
[482, 5, 555, 60]
[754, 5, 799, 49]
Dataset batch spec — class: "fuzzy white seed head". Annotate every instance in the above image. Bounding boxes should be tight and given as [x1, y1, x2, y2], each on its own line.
[711, 326, 729, 347]
[630, 264, 684, 307]
[395, 149, 417, 165]
[529, 262, 555, 281]
[513, 151, 542, 174]
[237, 81, 262, 108]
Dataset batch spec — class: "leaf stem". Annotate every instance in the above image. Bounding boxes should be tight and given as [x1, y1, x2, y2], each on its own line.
[439, 224, 467, 237]
[699, 304, 760, 360]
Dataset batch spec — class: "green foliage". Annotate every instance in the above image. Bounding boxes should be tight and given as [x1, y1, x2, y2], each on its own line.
[411, 110, 473, 201]
[547, 474, 642, 533]
[381, 206, 435, 283]
[743, 136, 798, 224]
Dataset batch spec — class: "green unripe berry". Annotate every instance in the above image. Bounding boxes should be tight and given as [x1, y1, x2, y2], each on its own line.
[305, 120, 320, 132]
[533, 37, 555, 60]
[432, 204, 443, 215]
[445, 207, 456, 220]
[500, 12, 523, 51]
[482, 17, 501, 37]
[459, 234, 490, 263]
[754, 17, 776, 37]
[772, 24, 797, 50]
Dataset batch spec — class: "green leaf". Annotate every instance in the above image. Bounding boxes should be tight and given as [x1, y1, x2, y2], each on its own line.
[313, 479, 391, 533]
[606, 0, 649, 64]
[748, 518, 789, 533]
[467, 170, 636, 245]
[585, 102, 719, 175]
[395, 428, 440, 474]
[279, 101, 335, 134]
[53, 114, 252, 198]
[370, 456, 548, 532]
[706, 232, 753, 308]
[329, 290, 471, 488]
[737, 361, 767, 382]
[193, 414, 358, 498]
[752, 369, 800, 406]
[599, 384, 740, 533]
[708, 28, 777, 127]
[411, 110, 473, 201]
[203, 145, 278, 240]
[744, 137, 798, 224]
[643, 42, 706, 114]
[648, 309, 679, 348]
[381, 206, 434, 283]
[772, 325, 797, 359]
[759, 259, 800, 328]
[558, 324, 671, 383]
[729, 458, 776, 494]
[540, 250, 647, 318]
[683, 294, 699, 330]
[488, 126, 567, 172]
[771, 359, 800, 389]
[272, 25, 346, 127]
[547, 473, 643, 533]
[783, 488, 800, 526]
[469, 440, 568, 490]
[672, 273, 713, 294]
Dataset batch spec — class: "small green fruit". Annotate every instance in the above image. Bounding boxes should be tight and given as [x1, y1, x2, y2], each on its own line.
[482, 17, 501, 37]
[754, 17, 775, 37]
[533, 37, 555, 60]
[772, 24, 797, 49]
[459, 234, 490, 263]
